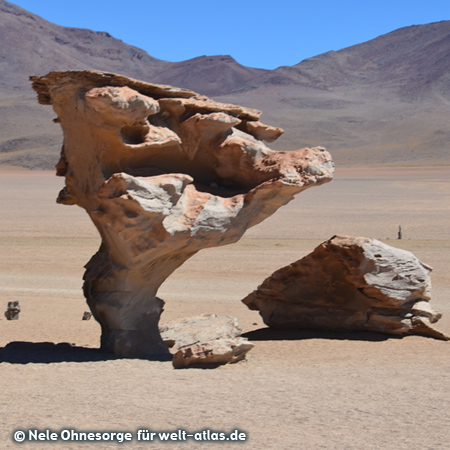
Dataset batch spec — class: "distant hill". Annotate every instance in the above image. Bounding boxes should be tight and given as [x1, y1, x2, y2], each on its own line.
[152, 55, 268, 97]
[239, 21, 450, 101]
[217, 21, 450, 165]
[0, 0, 449, 168]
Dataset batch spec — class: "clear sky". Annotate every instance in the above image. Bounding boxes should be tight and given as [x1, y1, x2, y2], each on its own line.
[8, 0, 450, 69]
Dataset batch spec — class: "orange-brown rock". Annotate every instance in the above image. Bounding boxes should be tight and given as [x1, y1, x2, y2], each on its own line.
[243, 236, 449, 340]
[30, 70, 334, 359]
[172, 338, 254, 369]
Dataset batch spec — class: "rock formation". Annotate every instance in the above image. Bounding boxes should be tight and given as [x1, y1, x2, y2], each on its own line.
[243, 236, 449, 340]
[30, 70, 334, 359]
[160, 314, 253, 368]
[5, 301, 20, 320]
[172, 338, 254, 369]
[160, 314, 243, 350]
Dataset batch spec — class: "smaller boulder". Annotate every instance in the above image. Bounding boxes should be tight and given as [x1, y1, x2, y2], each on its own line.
[5, 301, 20, 320]
[243, 235, 449, 340]
[172, 338, 254, 369]
[160, 314, 254, 368]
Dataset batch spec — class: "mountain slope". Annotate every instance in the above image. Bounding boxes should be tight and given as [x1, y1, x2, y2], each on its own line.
[0, 1, 267, 97]
[217, 21, 450, 165]
[0, 0, 170, 94]
[152, 55, 268, 97]
[238, 21, 450, 101]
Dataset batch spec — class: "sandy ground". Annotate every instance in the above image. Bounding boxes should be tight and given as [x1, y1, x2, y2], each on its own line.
[0, 166, 449, 450]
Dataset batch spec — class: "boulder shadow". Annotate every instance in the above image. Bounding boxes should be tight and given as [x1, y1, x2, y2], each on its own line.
[0, 341, 172, 364]
[0, 341, 116, 364]
[242, 327, 399, 342]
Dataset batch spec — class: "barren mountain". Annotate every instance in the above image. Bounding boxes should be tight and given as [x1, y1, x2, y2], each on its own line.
[239, 21, 450, 101]
[152, 55, 268, 97]
[0, 0, 170, 94]
[218, 21, 450, 165]
[1, 0, 449, 168]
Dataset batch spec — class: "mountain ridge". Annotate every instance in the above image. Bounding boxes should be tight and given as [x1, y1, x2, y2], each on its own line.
[232, 20, 450, 101]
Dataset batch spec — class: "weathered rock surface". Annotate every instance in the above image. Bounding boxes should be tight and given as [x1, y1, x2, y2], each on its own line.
[172, 338, 254, 369]
[30, 70, 334, 359]
[160, 314, 242, 350]
[160, 314, 254, 368]
[243, 235, 449, 340]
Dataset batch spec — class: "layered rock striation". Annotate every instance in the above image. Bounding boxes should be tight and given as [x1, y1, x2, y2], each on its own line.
[31, 70, 334, 359]
[243, 236, 448, 340]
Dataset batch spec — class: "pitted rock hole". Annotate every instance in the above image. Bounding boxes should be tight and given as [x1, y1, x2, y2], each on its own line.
[120, 124, 149, 145]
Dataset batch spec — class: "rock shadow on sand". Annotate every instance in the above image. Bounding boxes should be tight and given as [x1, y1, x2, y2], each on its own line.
[242, 328, 398, 342]
[0, 342, 171, 364]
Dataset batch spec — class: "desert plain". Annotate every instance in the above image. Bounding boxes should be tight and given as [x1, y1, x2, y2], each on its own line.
[0, 165, 449, 449]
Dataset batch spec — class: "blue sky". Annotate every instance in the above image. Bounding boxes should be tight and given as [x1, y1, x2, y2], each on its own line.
[8, 0, 450, 69]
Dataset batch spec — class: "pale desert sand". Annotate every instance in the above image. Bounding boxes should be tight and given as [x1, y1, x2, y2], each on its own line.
[0, 166, 449, 450]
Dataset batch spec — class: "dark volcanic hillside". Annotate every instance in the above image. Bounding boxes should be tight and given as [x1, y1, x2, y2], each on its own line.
[0, 0, 169, 93]
[1, 0, 449, 168]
